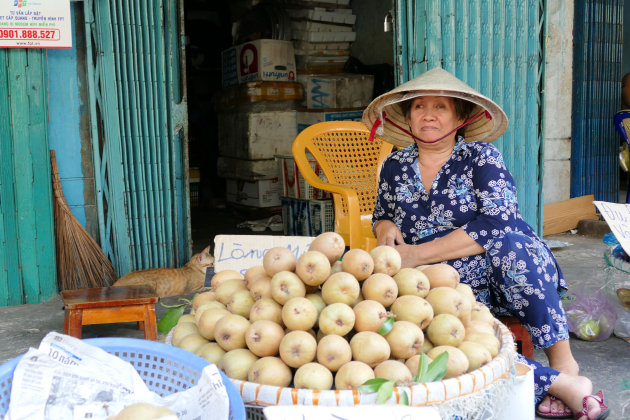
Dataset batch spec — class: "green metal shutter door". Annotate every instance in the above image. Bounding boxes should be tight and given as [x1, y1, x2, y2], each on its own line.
[84, 0, 190, 275]
[0, 49, 57, 305]
[571, 0, 623, 202]
[394, 0, 545, 232]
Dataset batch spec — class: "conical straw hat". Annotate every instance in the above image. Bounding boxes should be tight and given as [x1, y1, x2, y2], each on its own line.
[362, 67, 508, 148]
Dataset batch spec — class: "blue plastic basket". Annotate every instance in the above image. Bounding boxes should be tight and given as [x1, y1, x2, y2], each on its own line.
[0, 337, 245, 420]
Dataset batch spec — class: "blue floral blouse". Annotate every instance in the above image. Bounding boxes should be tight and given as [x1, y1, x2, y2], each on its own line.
[373, 137, 568, 303]
[373, 137, 532, 245]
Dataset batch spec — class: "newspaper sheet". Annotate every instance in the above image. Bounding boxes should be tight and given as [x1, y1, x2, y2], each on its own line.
[4, 332, 229, 420]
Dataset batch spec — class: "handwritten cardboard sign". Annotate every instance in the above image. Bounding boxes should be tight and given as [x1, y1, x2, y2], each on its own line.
[213, 235, 314, 274]
[593, 201, 630, 255]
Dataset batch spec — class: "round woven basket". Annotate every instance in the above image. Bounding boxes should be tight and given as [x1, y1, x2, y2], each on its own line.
[231, 320, 516, 408]
[165, 319, 518, 417]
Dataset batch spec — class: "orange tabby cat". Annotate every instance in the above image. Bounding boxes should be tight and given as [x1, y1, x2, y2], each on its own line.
[112, 246, 214, 297]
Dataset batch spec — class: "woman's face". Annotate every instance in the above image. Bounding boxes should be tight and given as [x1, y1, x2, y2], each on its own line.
[407, 96, 464, 144]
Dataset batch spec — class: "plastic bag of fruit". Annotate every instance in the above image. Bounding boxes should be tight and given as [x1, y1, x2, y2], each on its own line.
[564, 288, 617, 341]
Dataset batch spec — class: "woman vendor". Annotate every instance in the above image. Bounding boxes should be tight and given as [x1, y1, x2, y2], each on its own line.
[362, 67, 608, 420]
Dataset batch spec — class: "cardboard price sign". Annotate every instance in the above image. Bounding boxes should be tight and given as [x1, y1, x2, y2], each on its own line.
[593, 201, 630, 256]
[213, 235, 314, 274]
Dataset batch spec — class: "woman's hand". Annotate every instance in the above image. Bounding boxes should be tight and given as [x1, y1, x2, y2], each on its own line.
[374, 220, 405, 247]
[392, 243, 425, 268]
[374, 222, 485, 267]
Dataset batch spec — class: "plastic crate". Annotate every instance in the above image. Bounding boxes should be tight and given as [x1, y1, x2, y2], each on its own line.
[0, 337, 246, 420]
[190, 182, 200, 208]
[281, 197, 334, 236]
[246, 405, 266, 420]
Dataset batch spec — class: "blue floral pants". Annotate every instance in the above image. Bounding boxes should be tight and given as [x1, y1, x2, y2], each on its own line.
[447, 231, 569, 405]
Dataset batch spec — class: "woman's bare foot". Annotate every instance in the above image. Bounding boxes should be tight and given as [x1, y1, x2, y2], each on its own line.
[547, 373, 604, 420]
[544, 340, 579, 376]
[574, 394, 606, 420]
[537, 395, 572, 417]
[538, 340, 580, 414]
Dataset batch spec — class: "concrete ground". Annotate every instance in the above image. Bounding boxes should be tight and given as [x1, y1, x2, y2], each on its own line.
[0, 226, 629, 419]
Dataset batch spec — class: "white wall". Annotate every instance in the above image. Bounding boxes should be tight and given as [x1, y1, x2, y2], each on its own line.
[543, 0, 574, 205]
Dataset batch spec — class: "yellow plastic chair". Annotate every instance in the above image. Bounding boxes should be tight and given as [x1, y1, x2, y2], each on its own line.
[291, 121, 394, 251]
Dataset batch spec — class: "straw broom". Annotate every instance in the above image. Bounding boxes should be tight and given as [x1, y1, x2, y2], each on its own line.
[51, 150, 117, 290]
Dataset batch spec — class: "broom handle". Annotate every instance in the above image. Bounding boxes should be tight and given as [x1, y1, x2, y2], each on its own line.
[50, 150, 71, 211]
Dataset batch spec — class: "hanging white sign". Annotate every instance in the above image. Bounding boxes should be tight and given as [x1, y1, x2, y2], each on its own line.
[0, 0, 72, 49]
[593, 201, 630, 256]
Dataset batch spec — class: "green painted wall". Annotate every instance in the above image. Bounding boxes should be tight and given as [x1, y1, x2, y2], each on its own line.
[0, 48, 57, 306]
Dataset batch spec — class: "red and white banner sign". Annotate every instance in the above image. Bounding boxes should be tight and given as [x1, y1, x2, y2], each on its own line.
[0, 0, 71, 49]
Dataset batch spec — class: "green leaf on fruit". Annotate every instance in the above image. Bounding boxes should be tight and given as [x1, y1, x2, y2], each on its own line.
[159, 298, 192, 309]
[413, 353, 430, 382]
[399, 390, 410, 406]
[378, 316, 395, 335]
[422, 351, 449, 382]
[357, 378, 389, 393]
[376, 380, 395, 404]
[157, 305, 185, 335]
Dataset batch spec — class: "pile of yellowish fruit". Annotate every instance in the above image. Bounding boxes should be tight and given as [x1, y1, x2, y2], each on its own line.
[170, 232, 502, 391]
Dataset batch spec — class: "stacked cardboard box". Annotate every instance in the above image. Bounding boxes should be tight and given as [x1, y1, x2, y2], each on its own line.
[218, 39, 303, 207]
[217, 3, 375, 214]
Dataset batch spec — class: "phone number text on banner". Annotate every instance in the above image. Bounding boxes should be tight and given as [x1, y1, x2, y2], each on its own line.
[0, 0, 71, 48]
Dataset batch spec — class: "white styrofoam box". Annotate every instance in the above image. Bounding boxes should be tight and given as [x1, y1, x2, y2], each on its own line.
[221, 39, 296, 88]
[217, 156, 278, 181]
[297, 108, 364, 133]
[281, 197, 334, 237]
[226, 178, 281, 207]
[293, 30, 356, 43]
[292, 0, 350, 6]
[295, 55, 348, 74]
[287, 8, 356, 25]
[297, 73, 375, 109]
[294, 40, 351, 52]
[291, 20, 353, 33]
[218, 110, 297, 160]
[295, 48, 350, 57]
[276, 154, 331, 200]
[294, 47, 350, 57]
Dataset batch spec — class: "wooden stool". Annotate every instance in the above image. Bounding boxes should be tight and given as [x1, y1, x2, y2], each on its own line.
[499, 316, 534, 359]
[61, 285, 159, 341]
